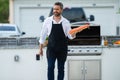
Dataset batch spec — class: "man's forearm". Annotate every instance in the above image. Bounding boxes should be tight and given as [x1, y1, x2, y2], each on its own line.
[39, 44, 43, 50]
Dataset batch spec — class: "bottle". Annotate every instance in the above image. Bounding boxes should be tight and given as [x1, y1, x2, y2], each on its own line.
[104, 37, 108, 46]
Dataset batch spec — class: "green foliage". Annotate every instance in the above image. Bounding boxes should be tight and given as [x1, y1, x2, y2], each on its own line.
[0, 0, 9, 23]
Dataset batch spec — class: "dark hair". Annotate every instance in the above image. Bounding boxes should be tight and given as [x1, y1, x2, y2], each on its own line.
[54, 2, 63, 9]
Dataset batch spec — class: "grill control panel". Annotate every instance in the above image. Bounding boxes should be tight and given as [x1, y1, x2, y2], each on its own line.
[68, 46, 103, 55]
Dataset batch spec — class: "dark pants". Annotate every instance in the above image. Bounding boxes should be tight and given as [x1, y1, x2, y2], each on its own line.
[47, 57, 66, 80]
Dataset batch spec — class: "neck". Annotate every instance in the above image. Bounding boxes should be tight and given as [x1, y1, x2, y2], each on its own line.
[53, 15, 61, 23]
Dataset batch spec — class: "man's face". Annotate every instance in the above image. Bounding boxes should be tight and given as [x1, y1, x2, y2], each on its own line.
[53, 5, 63, 17]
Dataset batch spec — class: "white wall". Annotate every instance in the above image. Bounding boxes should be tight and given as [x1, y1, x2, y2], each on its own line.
[0, 47, 120, 80]
[0, 48, 47, 80]
[102, 48, 120, 80]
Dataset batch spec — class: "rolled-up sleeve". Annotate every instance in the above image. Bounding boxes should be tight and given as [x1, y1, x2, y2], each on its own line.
[65, 21, 76, 39]
[39, 19, 48, 44]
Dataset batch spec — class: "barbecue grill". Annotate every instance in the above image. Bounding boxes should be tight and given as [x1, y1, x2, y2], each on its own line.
[68, 22, 103, 55]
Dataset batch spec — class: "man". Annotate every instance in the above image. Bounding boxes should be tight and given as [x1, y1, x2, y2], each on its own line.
[39, 2, 76, 80]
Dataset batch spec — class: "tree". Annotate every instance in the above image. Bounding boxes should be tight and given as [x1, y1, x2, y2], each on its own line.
[0, 0, 9, 23]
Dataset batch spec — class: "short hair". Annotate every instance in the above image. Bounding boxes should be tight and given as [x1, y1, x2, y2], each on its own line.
[54, 2, 63, 9]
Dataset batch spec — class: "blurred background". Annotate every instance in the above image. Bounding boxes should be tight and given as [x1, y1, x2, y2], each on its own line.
[0, 0, 120, 80]
[0, 0, 9, 23]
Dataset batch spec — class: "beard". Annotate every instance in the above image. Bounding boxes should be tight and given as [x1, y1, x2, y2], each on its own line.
[53, 12, 61, 17]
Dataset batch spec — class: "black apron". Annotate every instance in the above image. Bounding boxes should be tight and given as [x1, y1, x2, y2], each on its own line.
[47, 21, 68, 61]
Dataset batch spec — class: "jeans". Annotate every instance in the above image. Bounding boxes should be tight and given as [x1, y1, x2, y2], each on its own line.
[47, 57, 66, 80]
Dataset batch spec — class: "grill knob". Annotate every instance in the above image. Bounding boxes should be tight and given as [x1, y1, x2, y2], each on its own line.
[94, 50, 97, 52]
[79, 50, 82, 52]
[87, 50, 90, 52]
[71, 50, 74, 52]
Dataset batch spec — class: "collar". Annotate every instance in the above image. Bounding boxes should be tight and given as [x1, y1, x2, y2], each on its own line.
[50, 15, 64, 24]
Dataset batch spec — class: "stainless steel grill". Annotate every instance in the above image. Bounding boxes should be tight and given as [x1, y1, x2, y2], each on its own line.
[67, 23, 102, 55]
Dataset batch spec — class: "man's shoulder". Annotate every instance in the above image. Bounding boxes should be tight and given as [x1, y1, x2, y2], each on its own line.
[43, 16, 52, 23]
[45, 16, 52, 21]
